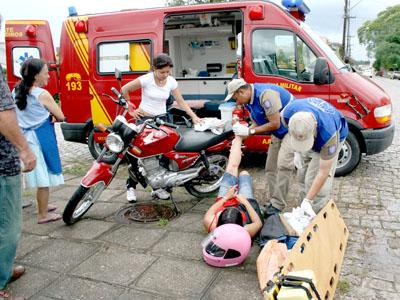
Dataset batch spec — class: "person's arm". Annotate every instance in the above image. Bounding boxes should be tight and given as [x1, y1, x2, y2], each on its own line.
[203, 186, 236, 232]
[305, 157, 335, 200]
[250, 111, 280, 134]
[225, 136, 243, 177]
[121, 78, 144, 119]
[171, 88, 202, 124]
[121, 78, 141, 102]
[305, 133, 339, 201]
[0, 109, 36, 171]
[257, 241, 273, 293]
[237, 194, 262, 238]
[38, 90, 65, 121]
[257, 241, 288, 299]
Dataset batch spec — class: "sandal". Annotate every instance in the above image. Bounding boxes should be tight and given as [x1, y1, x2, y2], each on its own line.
[47, 204, 57, 212]
[38, 213, 62, 224]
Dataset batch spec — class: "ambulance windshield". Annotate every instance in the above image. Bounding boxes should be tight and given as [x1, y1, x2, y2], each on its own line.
[301, 23, 347, 72]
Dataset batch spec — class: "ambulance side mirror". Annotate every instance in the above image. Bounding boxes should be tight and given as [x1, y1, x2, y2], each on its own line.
[114, 68, 122, 81]
[313, 57, 335, 85]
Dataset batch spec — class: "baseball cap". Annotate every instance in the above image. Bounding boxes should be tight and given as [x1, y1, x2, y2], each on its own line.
[288, 111, 316, 152]
[224, 78, 247, 101]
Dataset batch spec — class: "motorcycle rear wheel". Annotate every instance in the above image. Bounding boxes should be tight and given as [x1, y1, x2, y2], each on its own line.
[63, 182, 105, 225]
[184, 153, 228, 198]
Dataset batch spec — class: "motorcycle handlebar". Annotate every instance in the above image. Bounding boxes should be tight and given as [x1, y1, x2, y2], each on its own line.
[111, 87, 120, 98]
[155, 117, 178, 129]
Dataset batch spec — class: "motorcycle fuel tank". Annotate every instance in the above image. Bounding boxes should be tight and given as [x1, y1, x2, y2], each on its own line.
[129, 125, 180, 157]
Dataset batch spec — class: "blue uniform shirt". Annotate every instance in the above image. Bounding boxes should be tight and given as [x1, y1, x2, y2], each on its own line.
[245, 83, 294, 139]
[282, 97, 348, 153]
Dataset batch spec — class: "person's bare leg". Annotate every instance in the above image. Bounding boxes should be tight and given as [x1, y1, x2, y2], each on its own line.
[37, 187, 49, 221]
[225, 136, 243, 177]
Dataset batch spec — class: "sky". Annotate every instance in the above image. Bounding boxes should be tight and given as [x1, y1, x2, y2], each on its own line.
[1, 0, 399, 60]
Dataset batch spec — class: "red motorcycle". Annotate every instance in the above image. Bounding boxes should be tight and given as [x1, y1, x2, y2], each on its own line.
[63, 71, 232, 225]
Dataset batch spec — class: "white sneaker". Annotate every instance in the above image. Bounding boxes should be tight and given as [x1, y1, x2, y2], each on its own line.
[127, 187, 137, 203]
[151, 188, 170, 200]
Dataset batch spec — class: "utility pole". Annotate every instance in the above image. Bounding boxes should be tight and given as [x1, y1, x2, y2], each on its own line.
[346, 15, 356, 58]
[342, 0, 349, 59]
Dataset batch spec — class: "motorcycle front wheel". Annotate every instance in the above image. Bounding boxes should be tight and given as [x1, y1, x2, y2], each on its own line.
[63, 182, 105, 225]
[184, 153, 228, 198]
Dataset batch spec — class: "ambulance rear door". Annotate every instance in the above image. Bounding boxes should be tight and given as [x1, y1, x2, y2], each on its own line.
[5, 20, 59, 95]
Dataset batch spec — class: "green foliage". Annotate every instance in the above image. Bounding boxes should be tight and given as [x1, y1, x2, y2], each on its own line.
[166, 0, 234, 6]
[64, 164, 88, 176]
[158, 217, 169, 226]
[358, 5, 400, 70]
[337, 280, 350, 294]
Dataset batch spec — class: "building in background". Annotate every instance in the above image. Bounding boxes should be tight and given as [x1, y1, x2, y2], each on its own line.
[0, 42, 5, 66]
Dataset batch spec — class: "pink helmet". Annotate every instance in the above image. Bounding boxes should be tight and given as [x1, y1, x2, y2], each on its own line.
[202, 224, 251, 267]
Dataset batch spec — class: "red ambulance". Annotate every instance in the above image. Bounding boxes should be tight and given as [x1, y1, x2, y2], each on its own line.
[5, 1, 394, 175]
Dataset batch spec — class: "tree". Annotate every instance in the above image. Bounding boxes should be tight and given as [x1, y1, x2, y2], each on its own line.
[166, 0, 235, 6]
[358, 5, 400, 70]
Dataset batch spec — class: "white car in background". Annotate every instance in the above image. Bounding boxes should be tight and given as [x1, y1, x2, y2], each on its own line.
[362, 69, 373, 78]
[391, 71, 400, 80]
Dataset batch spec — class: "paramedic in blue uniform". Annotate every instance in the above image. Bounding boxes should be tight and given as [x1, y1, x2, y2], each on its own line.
[282, 97, 348, 213]
[224, 79, 295, 215]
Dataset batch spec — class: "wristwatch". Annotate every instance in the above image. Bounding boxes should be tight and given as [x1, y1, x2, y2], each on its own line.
[250, 128, 256, 135]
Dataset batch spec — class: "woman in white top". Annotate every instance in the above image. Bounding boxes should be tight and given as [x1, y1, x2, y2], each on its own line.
[122, 53, 201, 123]
[121, 53, 202, 202]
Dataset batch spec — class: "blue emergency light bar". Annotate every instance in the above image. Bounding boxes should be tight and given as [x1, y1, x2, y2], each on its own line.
[281, 0, 310, 15]
[69, 6, 78, 17]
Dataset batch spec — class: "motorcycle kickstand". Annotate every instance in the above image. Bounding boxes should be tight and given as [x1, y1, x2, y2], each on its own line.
[169, 193, 180, 215]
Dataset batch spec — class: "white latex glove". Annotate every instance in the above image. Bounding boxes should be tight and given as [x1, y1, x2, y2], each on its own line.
[301, 198, 316, 218]
[232, 122, 249, 137]
[293, 152, 304, 169]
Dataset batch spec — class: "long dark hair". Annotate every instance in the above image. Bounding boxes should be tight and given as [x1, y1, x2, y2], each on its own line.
[14, 58, 46, 110]
[153, 53, 173, 70]
[217, 207, 244, 227]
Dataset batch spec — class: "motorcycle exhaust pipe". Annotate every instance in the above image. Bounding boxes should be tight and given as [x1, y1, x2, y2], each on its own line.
[164, 166, 205, 187]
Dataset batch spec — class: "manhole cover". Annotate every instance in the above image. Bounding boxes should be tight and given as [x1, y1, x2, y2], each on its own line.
[115, 203, 177, 224]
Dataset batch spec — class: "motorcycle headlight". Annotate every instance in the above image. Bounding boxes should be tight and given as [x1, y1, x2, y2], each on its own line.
[105, 133, 124, 153]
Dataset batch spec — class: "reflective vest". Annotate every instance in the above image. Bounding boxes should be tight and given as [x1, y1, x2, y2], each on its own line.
[282, 97, 349, 152]
[245, 83, 294, 139]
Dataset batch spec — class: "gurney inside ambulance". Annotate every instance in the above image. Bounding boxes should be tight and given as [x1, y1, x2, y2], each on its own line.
[258, 200, 349, 300]
[164, 11, 242, 117]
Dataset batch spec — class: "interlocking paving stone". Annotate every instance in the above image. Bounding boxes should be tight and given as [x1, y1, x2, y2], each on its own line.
[70, 248, 156, 286]
[7, 266, 60, 299]
[20, 239, 100, 273]
[117, 289, 173, 300]
[150, 231, 204, 260]
[16, 233, 50, 260]
[100, 225, 167, 250]
[44, 276, 125, 300]
[135, 257, 215, 298]
[85, 202, 123, 219]
[168, 212, 206, 233]
[205, 271, 262, 300]
[49, 219, 116, 240]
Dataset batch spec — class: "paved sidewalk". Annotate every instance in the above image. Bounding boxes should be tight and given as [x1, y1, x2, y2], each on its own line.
[8, 78, 400, 299]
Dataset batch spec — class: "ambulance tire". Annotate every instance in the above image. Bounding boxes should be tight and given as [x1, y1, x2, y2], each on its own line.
[335, 131, 361, 177]
[88, 130, 118, 164]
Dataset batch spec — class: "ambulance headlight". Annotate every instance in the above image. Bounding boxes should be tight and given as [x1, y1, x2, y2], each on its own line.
[105, 133, 124, 153]
[374, 104, 392, 124]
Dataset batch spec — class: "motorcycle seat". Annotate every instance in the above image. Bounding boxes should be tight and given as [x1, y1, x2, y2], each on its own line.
[174, 127, 233, 152]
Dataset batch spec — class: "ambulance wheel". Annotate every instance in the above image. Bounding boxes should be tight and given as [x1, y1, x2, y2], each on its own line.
[88, 130, 118, 164]
[335, 131, 361, 177]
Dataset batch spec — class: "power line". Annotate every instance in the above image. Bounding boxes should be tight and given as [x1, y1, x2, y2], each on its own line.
[350, 0, 365, 10]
